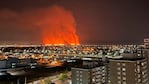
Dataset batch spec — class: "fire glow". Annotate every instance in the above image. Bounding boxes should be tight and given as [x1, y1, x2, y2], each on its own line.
[40, 6, 80, 45]
[0, 5, 80, 45]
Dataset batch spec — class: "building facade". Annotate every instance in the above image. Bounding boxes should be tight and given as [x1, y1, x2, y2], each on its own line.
[71, 61, 107, 84]
[109, 58, 149, 84]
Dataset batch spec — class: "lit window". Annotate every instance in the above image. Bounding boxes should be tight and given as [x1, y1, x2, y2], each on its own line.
[137, 68, 140, 73]
[122, 77, 126, 80]
[122, 63, 126, 66]
[92, 78, 95, 82]
[142, 72, 145, 75]
[138, 79, 141, 82]
[134, 69, 137, 72]
[137, 61, 140, 64]
[141, 63, 144, 66]
[122, 68, 126, 71]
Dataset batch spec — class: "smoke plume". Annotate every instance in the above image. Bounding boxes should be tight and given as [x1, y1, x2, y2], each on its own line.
[0, 5, 79, 45]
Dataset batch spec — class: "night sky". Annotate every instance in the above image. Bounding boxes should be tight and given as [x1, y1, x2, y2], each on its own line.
[0, 0, 148, 44]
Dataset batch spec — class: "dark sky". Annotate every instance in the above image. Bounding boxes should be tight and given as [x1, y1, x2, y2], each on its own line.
[0, 0, 148, 44]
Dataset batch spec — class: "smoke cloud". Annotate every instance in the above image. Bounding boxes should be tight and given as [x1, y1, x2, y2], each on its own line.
[0, 5, 79, 45]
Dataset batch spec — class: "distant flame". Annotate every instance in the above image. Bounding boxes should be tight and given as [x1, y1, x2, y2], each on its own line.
[37, 6, 80, 45]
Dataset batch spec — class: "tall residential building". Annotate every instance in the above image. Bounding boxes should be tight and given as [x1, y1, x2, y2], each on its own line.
[109, 58, 149, 84]
[71, 60, 107, 84]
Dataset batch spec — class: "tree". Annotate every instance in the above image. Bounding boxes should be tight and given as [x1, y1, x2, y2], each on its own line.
[41, 78, 51, 84]
[59, 73, 68, 81]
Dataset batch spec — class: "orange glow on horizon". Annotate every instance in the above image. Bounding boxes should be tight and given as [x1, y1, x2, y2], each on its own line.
[43, 34, 80, 45]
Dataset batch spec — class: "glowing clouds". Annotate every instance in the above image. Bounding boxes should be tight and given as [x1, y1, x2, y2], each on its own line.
[0, 5, 80, 45]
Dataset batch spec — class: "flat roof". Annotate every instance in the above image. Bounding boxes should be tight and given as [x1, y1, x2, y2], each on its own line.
[109, 58, 147, 62]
